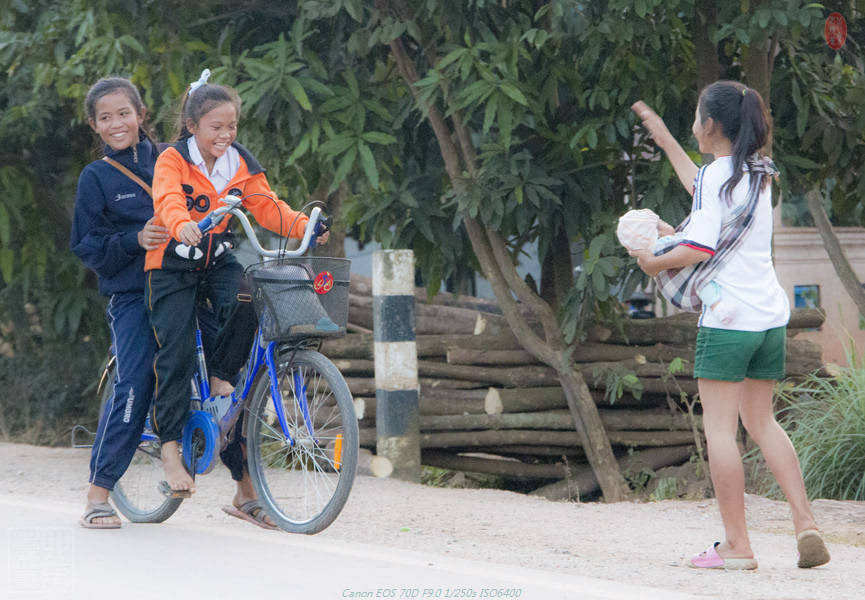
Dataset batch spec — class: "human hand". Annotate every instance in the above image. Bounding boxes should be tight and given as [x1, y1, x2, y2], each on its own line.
[631, 101, 674, 150]
[138, 218, 171, 250]
[315, 230, 330, 246]
[657, 219, 676, 237]
[628, 248, 662, 277]
[178, 221, 202, 246]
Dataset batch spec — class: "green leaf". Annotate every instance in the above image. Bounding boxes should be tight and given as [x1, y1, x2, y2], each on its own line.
[0, 203, 10, 246]
[320, 95, 354, 113]
[344, 0, 363, 21]
[0, 248, 13, 283]
[497, 102, 513, 149]
[357, 142, 379, 189]
[284, 76, 312, 111]
[319, 135, 356, 157]
[499, 81, 528, 106]
[437, 47, 467, 70]
[483, 92, 498, 134]
[287, 133, 310, 165]
[361, 131, 397, 145]
[331, 145, 358, 191]
[785, 155, 820, 170]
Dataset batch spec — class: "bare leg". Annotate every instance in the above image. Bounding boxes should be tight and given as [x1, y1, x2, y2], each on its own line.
[738, 378, 818, 534]
[83, 484, 121, 526]
[161, 440, 196, 493]
[698, 378, 754, 559]
[229, 445, 275, 528]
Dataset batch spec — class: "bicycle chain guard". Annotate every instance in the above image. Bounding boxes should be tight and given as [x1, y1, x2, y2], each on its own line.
[182, 410, 220, 475]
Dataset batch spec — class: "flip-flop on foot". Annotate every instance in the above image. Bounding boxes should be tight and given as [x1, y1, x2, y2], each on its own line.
[158, 480, 194, 499]
[689, 542, 758, 570]
[222, 500, 277, 530]
[80, 502, 121, 529]
[797, 530, 831, 568]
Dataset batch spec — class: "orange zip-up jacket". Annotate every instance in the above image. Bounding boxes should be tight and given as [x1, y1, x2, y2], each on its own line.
[145, 140, 308, 272]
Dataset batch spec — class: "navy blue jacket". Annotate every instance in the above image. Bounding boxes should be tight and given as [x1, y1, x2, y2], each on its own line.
[71, 136, 159, 296]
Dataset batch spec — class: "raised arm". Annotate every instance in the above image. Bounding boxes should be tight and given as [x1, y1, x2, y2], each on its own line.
[631, 101, 699, 196]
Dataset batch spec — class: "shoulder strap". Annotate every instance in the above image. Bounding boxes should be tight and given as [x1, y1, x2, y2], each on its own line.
[102, 156, 153, 198]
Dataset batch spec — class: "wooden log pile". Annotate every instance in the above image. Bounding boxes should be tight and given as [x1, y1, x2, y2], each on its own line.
[323, 275, 826, 500]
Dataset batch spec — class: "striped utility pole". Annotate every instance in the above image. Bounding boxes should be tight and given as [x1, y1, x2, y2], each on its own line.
[372, 249, 420, 482]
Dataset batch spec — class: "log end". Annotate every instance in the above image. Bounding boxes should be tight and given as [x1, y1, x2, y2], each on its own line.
[353, 397, 366, 420]
[370, 456, 394, 478]
[484, 388, 503, 415]
[474, 313, 487, 335]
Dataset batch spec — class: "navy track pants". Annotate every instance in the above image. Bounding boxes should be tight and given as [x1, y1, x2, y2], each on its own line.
[89, 292, 155, 491]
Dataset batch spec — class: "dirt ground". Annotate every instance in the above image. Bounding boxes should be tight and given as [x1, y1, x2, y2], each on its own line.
[3, 441, 864, 599]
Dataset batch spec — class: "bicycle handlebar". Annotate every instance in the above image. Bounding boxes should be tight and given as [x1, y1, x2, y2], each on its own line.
[199, 195, 325, 259]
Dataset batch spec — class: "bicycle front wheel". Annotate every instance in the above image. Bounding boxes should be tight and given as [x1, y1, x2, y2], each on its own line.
[99, 364, 182, 523]
[246, 348, 358, 534]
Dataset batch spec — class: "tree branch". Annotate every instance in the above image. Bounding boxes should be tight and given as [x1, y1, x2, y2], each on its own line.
[807, 188, 865, 317]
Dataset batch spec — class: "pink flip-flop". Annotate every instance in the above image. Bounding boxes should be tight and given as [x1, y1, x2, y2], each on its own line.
[689, 542, 758, 570]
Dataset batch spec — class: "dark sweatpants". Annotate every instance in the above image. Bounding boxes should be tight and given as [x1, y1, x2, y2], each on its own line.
[89, 292, 155, 491]
[146, 256, 256, 454]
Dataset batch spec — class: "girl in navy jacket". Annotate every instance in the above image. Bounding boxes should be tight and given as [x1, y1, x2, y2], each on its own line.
[71, 77, 169, 528]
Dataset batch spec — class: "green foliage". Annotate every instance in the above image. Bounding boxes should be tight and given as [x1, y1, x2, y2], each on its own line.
[761, 359, 865, 501]
[3, 0, 865, 380]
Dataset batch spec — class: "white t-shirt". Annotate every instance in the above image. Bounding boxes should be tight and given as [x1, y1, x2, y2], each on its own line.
[187, 137, 240, 194]
[679, 156, 789, 331]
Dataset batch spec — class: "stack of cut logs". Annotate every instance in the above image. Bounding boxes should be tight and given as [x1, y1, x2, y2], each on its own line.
[321, 275, 825, 500]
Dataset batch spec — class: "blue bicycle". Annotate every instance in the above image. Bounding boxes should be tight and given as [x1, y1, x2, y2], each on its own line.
[95, 197, 358, 534]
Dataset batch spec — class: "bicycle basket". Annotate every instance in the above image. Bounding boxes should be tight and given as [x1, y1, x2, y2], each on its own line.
[246, 257, 351, 342]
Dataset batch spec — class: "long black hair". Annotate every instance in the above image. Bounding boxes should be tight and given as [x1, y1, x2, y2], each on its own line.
[175, 83, 242, 141]
[697, 80, 772, 204]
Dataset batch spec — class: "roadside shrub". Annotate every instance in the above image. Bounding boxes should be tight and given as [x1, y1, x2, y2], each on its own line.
[758, 355, 865, 501]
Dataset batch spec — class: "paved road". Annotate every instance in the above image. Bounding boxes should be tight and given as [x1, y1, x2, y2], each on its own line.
[0, 494, 701, 600]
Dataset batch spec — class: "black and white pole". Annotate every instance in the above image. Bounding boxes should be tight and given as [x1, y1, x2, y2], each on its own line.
[373, 249, 420, 482]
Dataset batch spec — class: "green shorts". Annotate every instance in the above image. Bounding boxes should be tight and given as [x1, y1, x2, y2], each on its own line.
[693, 326, 786, 382]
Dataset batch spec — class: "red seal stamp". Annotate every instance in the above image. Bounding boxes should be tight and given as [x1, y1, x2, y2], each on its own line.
[825, 12, 847, 50]
[313, 271, 334, 295]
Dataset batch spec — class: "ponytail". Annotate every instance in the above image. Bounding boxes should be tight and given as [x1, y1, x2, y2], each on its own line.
[697, 81, 772, 204]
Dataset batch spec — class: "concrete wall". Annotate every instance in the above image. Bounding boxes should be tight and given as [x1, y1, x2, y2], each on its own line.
[774, 225, 865, 365]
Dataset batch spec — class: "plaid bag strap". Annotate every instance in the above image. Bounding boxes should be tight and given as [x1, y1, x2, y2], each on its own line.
[653, 156, 778, 311]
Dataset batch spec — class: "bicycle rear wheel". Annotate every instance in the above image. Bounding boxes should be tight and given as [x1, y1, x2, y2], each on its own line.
[246, 348, 358, 534]
[99, 364, 182, 523]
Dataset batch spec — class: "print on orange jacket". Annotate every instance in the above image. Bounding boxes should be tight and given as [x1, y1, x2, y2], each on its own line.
[145, 141, 308, 272]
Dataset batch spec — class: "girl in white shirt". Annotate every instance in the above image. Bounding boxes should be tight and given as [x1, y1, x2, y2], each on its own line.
[630, 81, 829, 570]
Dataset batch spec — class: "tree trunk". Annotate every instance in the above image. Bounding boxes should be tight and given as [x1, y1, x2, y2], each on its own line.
[446, 348, 536, 366]
[357, 390, 488, 419]
[806, 189, 865, 318]
[694, 0, 720, 91]
[530, 445, 696, 500]
[383, 7, 629, 501]
[421, 450, 586, 479]
[539, 225, 574, 312]
[311, 179, 346, 258]
[349, 293, 512, 335]
[419, 408, 696, 432]
[365, 428, 696, 449]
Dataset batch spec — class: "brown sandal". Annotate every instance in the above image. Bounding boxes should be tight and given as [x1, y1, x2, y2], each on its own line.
[797, 529, 831, 568]
[222, 500, 277, 530]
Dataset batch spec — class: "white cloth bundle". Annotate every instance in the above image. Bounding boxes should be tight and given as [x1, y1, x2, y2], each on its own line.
[616, 209, 659, 251]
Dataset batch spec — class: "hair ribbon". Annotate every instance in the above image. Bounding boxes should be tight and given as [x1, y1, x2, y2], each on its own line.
[189, 69, 211, 95]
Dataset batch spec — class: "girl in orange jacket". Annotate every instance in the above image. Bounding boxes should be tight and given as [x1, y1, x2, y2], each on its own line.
[146, 71, 326, 527]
